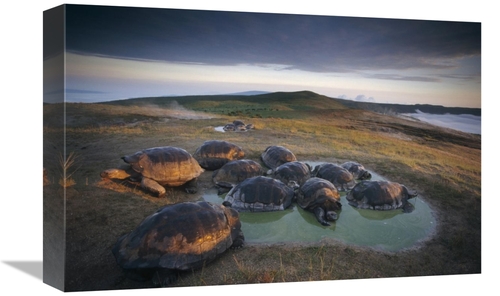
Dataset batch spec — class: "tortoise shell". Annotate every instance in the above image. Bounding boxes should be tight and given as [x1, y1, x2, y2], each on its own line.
[346, 180, 417, 212]
[297, 177, 341, 210]
[271, 161, 312, 188]
[261, 145, 297, 169]
[340, 161, 372, 180]
[313, 163, 356, 191]
[193, 140, 245, 170]
[212, 159, 264, 188]
[122, 146, 204, 187]
[223, 176, 295, 212]
[297, 177, 342, 225]
[112, 201, 244, 271]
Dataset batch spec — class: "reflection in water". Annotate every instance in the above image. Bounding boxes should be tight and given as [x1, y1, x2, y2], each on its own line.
[202, 166, 436, 251]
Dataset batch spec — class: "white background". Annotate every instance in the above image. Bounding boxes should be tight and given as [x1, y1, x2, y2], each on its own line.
[1, 1, 497, 295]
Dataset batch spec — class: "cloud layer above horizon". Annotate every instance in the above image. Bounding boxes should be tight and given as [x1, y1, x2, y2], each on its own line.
[45, 4, 481, 107]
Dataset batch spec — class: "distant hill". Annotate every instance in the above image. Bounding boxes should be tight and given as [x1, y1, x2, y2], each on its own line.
[337, 99, 481, 116]
[100, 90, 347, 110]
[99, 90, 480, 117]
[222, 91, 270, 96]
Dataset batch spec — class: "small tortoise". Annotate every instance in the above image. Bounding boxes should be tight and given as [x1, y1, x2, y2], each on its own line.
[100, 146, 204, 197]
[261, 145, 297, 170]
[232, 120, 247, 131]
[296, 177, 342, 226]
[112, 201, 244, 285]
[193, 140, 245, 170]
[341, 161, 372, 180]
[312, 162, 356, 191]
[346, 180, 418, 213]
[212, 159, 264, 194]
[270, 161, 312, 189]
[223, 124, 235, 131]
[223, 176, 295, 212]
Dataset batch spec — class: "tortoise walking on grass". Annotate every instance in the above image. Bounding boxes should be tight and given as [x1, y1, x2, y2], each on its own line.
[261, 145, 297, 170]
[341, 161, 372, 180]
[312, 163, 356, 191]
[296, 177, 342, 226]
[112, 201, 244, 286]
[223, 176, 295, 212]
[100, 146, 204, 197]
[193, 140, 245, 170]
[346, 180, 418, 213]
[212, 159, 264, 194]
[270, 161, 312, 189]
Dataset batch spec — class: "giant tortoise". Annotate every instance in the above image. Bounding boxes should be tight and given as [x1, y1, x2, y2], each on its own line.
[193, 140, 245, 170]
[223, 176, 295, 212]
[312, 162, 356, 191]
[270, 161, 312, 189]
[296, 177, 342, 226]
[346, 180, 418, 213]
[112, 201, 244, 285]
[212, 159, 264, 194]
[261, 145, 297, 170]
[100, 146, 204, 197]
[341, 161, 372, 180]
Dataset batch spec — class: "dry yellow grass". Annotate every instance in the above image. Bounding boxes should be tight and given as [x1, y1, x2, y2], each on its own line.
[43, 95, 481, 291]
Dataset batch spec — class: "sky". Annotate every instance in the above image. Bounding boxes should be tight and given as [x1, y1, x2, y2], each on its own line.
[43, 4, 481, 108]
[44, 5, 481, 108]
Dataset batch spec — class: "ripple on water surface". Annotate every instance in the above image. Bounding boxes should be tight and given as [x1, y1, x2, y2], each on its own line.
[203, 163, 436, 252]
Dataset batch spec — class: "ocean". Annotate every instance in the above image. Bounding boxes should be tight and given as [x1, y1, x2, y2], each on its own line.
[401, 110, 481, 135]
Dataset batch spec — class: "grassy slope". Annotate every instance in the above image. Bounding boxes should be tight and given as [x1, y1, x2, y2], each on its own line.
[43, 91, 481, 291]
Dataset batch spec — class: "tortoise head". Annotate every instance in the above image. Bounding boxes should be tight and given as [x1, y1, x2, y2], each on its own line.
[402, 185, 418, 199]
[287, 180, 300, 190]
[408, 189, 418, 198]
[100, 168, 131, 180]
[325, 210, 338, 221]
[359, 170, 372, 180]
[317, 196, 342, 222]
[311, 164, 321, 177]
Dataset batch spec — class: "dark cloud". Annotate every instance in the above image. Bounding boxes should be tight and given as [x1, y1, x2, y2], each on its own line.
[65, 4, 481, 74]
[364, 74, 441, 82]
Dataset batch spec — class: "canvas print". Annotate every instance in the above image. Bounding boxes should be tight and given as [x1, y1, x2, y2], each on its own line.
[43, 4, 481, 292]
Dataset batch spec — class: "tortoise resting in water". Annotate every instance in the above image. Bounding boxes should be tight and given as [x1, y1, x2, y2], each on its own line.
[261, 145, 297, 170]
[346, 180, 418, 213]
[212, 159, 264, 194]
[270, 161, 312, 189]
[223, 176, 295, 212]
[312, 162, 356, 191]
[100, 146, 204, 197]
[296, 177, 342, 226]
[112, 201, 244, 286]
[340, 161, 372, 180]
[193, 140, 245, 170]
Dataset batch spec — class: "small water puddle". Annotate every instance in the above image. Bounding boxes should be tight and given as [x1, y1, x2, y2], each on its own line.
[203, 162, 436, 252]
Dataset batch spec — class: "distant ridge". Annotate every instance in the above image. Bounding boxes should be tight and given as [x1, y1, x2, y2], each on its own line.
[336, 98, 481, 117]
[221, 90, 270, 96]
[98, 90, 480, 117]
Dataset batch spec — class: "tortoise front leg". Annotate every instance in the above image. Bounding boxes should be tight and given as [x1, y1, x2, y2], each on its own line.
[313, 207, 330, 226]
[183, 178, 199, 194]
[141, 177, 166, 197]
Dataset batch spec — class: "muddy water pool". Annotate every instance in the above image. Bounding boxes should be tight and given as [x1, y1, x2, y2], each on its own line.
[203, 163, 436, 252]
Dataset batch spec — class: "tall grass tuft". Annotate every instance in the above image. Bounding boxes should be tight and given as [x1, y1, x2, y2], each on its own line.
[58, 151, 81, 187]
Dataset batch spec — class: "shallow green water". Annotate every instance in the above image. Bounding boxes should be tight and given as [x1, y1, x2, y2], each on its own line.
[203, 166, 436, 252]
